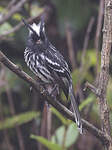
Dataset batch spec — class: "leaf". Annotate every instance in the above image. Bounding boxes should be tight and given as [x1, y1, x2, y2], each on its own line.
[79, 94, 95, 111]
[0, 22, 12, 34]
[0, 111, 39, 130]
[52, 126, 65, 146]
[12, 13, 22, 21]
[52, 124, 79, 148]
[0, 6, 5, 12]
[86, 50, 97, 66]
[0, 6, 8, 14]
[65, 123, 79, 148]
[31, 135, 62, 150]
[30, 4, 43, 17]
[51, 107, 68, 125]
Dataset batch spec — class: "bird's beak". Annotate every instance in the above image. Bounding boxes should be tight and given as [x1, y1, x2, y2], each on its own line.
[22, 19, 37, 35]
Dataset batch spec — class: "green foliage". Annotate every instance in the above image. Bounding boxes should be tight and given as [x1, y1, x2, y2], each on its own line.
[31, 135, 62, 150]
[32, 107, 79, 149]
[106, 79, 112, 129]
[31, 123, 79, 150]
[0, 22, 12, 35]
[51, 0, 96, 35]
[65, 123, 79, 148]
[30, 4, 43, 17]
[51, 107, 68, 125]
[79, 94, 95, 111]
[72, 49, 97, 87]
[52, 126, 65, 146]
[12, 13, 23, 21]
[52, 123, 79, 148]
[77, 49, 97, 67]
[107, 79, 112, 107]
[0, 6, 7, 14]
[0, 0, 106, 149]
[30, 107, 80, 150]
[0, 111, 39, 130]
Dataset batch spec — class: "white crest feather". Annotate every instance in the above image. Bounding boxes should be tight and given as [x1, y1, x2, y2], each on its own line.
[29, 22, 41, 36]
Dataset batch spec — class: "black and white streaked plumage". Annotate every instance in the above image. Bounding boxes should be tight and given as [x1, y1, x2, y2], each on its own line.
[23, 17, 82, 133]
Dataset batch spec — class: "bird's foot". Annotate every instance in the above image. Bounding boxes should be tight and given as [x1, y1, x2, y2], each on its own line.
[40, 86, 47, 94]
[49, 84, 59, 97]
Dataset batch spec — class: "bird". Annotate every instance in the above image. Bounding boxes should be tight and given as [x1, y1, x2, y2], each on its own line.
[22, 16, 82, 134]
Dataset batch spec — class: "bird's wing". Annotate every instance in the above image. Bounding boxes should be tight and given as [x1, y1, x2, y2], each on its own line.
[44, 45, 70, 77]
[40, 45, 82, 133]
[42, 46, 71, 98]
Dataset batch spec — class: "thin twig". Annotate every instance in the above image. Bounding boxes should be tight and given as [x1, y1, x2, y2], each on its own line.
[31, 90, 40, 150]
[66, 23, 76, 70]
[0, 65, 25, 150]
[97, 0, 112, 147]
[80, 17, 95, 71]
[39, 103, 48, 150]
[94, 0, 104, 74]
[0, 95, 14, 150]
[0, 0, 27, 25]
[0, 15, 41, 40]
[47, 106, 52, 140]
[0, 50, 110, 145]
[6, 87, 25, 150]
[6, 0, 17, 10]
[85, 1, 112, 149]
[84, 82, 100, 97]
[77, 17, 95, 102]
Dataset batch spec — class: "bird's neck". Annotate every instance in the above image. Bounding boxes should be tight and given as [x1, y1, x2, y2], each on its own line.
[26, 38, 50, 53]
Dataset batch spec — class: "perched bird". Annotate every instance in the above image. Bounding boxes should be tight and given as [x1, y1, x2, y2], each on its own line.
[23, 17, 82, 133]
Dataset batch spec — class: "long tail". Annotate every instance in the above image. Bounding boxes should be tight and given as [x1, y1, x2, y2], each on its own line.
[69, 80, 82, 134]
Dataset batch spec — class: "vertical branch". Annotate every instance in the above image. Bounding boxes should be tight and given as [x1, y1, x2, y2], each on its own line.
[66, 23, 76, 70]
[98, 0, 112, 138]
[84, 1, 112, 149]
[6, 87, 25, 150]
[77, 17, 94, 102]
[80, 17, 95, 71]
[95, 0, 104, 74]
[0, 100, 14, 150]
[1, 66, 25, 150]
[47, 108, 52, 140]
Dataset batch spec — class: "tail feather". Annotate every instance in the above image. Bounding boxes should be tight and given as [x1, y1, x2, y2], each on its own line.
[69, 82, 82, 134]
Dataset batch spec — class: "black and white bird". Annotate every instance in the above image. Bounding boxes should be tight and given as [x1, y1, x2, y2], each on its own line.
[23, 17, 82, 133]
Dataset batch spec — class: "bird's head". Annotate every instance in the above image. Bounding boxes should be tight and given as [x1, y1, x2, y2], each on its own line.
[22, 16, 47, 44]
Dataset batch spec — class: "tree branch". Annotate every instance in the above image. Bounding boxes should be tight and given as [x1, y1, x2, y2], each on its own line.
[94, 0, 104, 74]
[98, 0, 112, 142]
[0, 50, 110, 145]
[80, 17, 95, 71]
[0, 0, 27, 25]
[65, 23, 76, 70]
[0, 15, 41, 40]
[85, 0, 112, 149]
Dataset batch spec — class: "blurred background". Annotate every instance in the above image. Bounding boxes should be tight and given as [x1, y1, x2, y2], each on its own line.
[0, 0, 111, 150]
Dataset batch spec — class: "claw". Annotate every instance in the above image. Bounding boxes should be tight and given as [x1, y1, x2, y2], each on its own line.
[50, 84, 59, 97]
